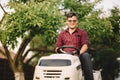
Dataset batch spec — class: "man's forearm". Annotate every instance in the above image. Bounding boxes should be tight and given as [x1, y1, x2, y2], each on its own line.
[80, 44, 88, 54]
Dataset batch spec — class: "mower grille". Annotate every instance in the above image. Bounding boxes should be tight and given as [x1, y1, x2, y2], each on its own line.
[43, 70, 62, 78]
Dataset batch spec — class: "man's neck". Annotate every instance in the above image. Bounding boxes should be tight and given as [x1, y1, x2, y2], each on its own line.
[68, 27, 77, 34]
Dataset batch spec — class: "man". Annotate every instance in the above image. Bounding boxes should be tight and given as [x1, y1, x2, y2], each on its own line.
[55, 12, 94, 80]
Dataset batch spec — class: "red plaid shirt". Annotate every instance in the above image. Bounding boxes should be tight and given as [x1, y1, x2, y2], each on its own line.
[55, 28, 88, 52]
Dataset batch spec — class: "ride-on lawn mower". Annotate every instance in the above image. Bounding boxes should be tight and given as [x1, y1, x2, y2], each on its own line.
[33, 46, 102, 80]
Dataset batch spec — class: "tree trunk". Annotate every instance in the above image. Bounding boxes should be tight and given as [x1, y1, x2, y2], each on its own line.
[14, 72, 25, 80]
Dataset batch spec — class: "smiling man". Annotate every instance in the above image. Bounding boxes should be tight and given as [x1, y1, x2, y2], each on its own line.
[55, 12, 94, 80]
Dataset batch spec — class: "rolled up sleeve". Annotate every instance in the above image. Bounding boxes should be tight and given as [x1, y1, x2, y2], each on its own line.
[55, 33, 63, 48]
[81, 31, 88, 46]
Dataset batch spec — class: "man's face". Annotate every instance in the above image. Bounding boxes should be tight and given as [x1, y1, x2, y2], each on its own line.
[66, 16, 78, 29]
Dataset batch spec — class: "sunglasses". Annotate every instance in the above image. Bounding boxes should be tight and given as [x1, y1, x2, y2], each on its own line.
[67, 20, 77, 22]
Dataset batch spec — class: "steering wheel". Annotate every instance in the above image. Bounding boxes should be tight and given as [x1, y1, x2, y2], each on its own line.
[56, 46, 80, 55]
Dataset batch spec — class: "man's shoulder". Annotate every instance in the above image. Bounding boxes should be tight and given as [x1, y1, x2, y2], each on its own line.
[77, 28, 87, 33]
[59, 29, 67, 34]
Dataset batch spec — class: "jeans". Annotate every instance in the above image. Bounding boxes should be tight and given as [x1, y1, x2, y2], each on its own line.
[79, 52, 94, 80]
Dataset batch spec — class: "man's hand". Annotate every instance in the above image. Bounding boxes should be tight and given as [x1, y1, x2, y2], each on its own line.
[72, 50, 79, 56]
[55, 47, 66, 53]
[59, 49, 66, 53]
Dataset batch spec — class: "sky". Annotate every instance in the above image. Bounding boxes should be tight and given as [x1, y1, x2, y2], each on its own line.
[94, 0, 120, 17]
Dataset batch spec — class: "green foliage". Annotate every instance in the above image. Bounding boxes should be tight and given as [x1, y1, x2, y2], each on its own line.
[109, 7, 120, 33]
[79, 13, 113, 45]
[108, 7, 120, 46]
[63, 0, 95, 19]
[1, 0, 64, 49]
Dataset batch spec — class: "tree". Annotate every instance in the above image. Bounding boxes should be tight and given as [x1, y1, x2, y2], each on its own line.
[0, 0, 63, 80]
[93, 7, 120, 80]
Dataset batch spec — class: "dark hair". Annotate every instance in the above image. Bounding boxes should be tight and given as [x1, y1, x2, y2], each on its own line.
[66, 12, 78, 19]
